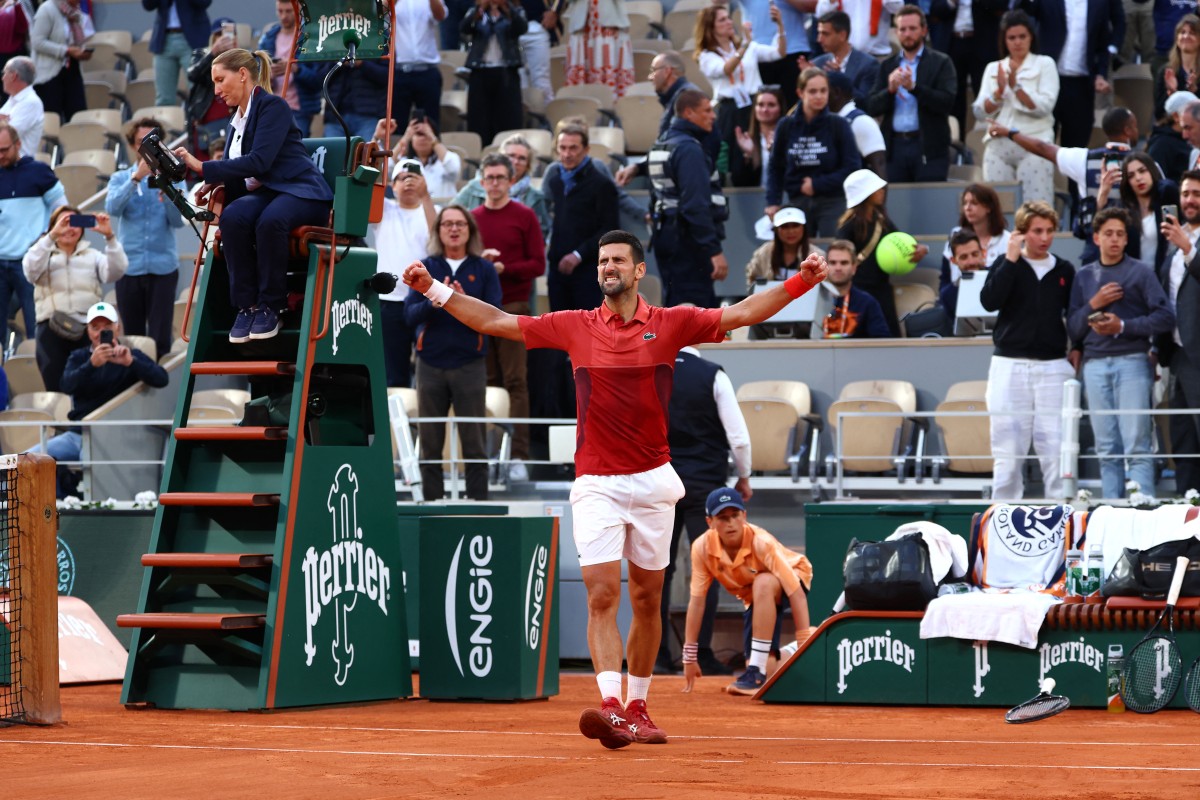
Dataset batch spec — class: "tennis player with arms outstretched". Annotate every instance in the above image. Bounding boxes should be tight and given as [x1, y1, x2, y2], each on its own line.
[402, 229, 827, 749]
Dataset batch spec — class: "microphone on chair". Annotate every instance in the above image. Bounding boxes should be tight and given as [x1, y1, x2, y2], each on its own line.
[366, 272, 398, 295]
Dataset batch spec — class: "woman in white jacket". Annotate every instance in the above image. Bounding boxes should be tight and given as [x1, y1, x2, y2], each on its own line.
[23, 206, 127, 391]
[973, 10, 1058, 205]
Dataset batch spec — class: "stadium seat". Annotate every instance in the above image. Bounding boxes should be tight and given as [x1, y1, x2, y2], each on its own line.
[736, 380, 822, 481]
[129, 39, 153, 77]
[54, 163, 104, 206]
[123, 335, 157, 363]
[545, 96, 603, 129]
[62, 148, 117, 176]
[1112, 64, 1153, 139]
[437, 61, 465, 92]
[442, 131, 482, 163]
[825, 379, 923, 479]
[0, 409, 56, 453]
[893, 283, 938, 336]
[124, 78, 158, 117]
[613, 94, 660, 153]
[56, 121, 110, 156]
[10, 391, 71, 421]
[549, 49, 566, 92]
[440, 90, 468, 133]
[660, 9, 696, 48]
[588, 126, 626, 157]
[637, 272, 661, 306]
[190, 389, 251, 423]
[556, 83, 616, 112]
[131, 106, 186, 138]
[932, 380, 992, 479]
[490, 128, 553, 158]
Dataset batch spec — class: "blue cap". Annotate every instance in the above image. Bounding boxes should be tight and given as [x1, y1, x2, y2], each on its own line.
[705, 487, 745, 517]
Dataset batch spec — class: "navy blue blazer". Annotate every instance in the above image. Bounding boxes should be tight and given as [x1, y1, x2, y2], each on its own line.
[142, 0, 213, 52]
[1018, 0, 1125, 79]
[203, 87, 334, 205]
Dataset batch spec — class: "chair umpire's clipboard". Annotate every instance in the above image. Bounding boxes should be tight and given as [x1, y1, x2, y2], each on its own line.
[752, 280, 822, 323]
[954, 271, 997, 336]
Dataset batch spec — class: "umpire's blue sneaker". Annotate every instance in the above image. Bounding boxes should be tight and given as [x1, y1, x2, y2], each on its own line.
[229, 307, 255, 343]
[249, 307, 282, 340]
[726, 665, 765, 696]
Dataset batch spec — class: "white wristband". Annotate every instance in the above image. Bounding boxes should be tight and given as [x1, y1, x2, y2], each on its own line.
[423, 280, 453, 307]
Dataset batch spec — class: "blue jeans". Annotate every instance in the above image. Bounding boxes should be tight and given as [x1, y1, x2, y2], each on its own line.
[153, 31, 193, 107]
[1083, 353, 1156, 499]
[0, 257, 35, 350]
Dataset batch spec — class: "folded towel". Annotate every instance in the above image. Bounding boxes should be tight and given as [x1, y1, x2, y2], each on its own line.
[919, 590, 1060, 649]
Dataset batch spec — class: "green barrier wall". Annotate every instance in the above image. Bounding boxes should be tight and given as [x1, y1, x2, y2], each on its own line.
[804, 503, 990, 620]
[418, 516, 559, 700]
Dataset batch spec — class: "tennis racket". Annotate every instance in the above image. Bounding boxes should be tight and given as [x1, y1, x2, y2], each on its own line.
[1005, 678, 1070, 723]
[1184, 656, 1200, 714]
[1121, 555, 1190, 713]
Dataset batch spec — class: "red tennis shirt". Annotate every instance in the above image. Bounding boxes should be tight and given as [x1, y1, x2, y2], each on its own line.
[519, 299, 725, 476]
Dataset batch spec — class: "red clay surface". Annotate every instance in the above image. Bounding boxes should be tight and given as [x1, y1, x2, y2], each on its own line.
[3, 674, 1200, 799]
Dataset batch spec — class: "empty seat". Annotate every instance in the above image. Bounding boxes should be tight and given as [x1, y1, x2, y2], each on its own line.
[190, 389, 251, 420]
[826, 379, 922, 477]
[9, 391, 72, 421]
[123, 334, 157, 363]
[736, 380, 821, 481]
[490, 127, 552, 156]
[62, 148, 117, 175]
[614, 94, 660, 154]
[894, 283, 938, 336]
[56, 121, 110, 155]
[54, 163, 104, 205]
[124, 78, 158, 116]
[0, 409, 55, 453]
[131, 106, 187, 138]
[4, 355, 45, 395]
[933, 380, 992, 477]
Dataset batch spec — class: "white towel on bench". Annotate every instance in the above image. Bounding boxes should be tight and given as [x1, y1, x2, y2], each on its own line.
[919, 591, 1060, 649]
[1085, 505, 1198, 576]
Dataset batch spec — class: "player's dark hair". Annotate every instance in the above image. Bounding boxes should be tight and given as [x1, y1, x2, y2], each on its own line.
[1101, 107, 1135, 139]
[599, 230, 645, 265]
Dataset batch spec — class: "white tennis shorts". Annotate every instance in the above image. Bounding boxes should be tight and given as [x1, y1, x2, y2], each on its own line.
[569, 462, 686, 570]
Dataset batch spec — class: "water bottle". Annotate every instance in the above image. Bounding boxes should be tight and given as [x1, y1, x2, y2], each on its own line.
[1107, 644, 1125, 713]
[1086, 545, 1104, 600]
[1065, 549, 1084, 601]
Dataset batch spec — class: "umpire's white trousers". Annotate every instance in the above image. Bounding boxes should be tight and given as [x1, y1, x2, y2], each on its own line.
[985, 355, 1074, 501]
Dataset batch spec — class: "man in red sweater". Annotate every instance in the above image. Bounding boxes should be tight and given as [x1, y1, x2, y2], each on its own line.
[471, 153, 547, 480]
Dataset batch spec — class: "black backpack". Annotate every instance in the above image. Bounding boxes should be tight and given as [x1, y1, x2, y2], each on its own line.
[842, 532, 939, 611]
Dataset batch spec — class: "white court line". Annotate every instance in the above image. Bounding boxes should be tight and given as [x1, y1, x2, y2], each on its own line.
[202, 722, 1200, 748]
[1, 739, 1193, 771]
[779, 760, 1200, 773]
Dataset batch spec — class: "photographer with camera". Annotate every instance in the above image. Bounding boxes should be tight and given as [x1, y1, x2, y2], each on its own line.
[22, 206, 126, 392]
[374, 113, 462, 199]
[106, 117, 185, 361]
[173, 48, 333, 344]
[461, 0, 527, 148]
[27, 301, 168, 498]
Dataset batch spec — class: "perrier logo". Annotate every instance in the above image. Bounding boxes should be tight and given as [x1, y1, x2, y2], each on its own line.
[302, 464, 392, 686]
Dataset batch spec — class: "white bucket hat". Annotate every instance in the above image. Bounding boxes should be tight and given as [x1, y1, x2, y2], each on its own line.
[844, 169, 888, 209]
[772, 207, 807, 227]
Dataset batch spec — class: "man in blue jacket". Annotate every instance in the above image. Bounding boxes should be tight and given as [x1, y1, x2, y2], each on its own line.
[816, 239, 892, 338]
[648, 89, 728, 308]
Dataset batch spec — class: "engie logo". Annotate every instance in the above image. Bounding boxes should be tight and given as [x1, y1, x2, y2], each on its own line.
[446, 534, 494, 677]
[331, 296, 373, 355]
[302, 464, 391, 686]
[524, 545, 548, 650]
[835, 629, 916, 694]
[993, 505, 1067, 557]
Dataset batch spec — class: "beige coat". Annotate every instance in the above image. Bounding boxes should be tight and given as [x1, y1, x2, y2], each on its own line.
[23, 235, 128, 322]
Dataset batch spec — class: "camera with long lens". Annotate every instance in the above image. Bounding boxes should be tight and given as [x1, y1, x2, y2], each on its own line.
[136, 130, 213, 221]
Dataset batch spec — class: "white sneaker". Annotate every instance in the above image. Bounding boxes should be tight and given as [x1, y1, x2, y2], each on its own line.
[507, 460, 529, 482]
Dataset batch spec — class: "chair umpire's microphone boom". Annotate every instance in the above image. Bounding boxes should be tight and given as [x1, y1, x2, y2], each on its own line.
[342, 30, 360, 62]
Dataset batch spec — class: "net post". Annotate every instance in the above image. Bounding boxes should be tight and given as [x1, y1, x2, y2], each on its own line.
[15, 453, 60, 724]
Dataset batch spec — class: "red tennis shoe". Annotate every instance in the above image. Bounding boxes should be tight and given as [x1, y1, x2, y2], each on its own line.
[578, 697, 634, 749]
[623, 699, 668, 744]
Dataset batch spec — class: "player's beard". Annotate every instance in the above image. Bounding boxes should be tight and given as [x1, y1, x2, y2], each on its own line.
[599, 272, 632, 298]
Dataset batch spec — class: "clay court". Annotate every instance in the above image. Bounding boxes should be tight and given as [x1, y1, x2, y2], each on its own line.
[4, 674, 1200, 799]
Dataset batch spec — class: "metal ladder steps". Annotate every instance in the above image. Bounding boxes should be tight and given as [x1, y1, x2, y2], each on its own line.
[158, 492, 281, 507]
[173, 427, 289, 441]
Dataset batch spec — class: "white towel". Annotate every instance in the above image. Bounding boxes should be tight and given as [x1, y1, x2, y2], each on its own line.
[1086, 505, 1198, 576]
[972, 504, 1086, 591]
[919, 591, 1060, 649]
